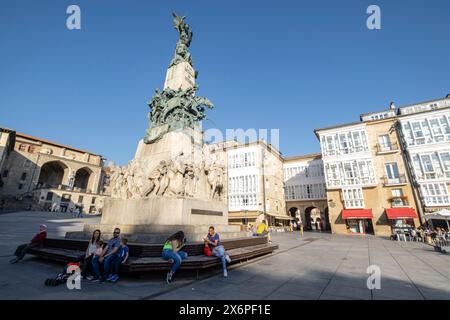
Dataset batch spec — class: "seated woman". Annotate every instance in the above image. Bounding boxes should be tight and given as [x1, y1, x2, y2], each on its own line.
[203, 226, 231, 277]
[161, 231, 188, 284]
[81, 229, 101, 279]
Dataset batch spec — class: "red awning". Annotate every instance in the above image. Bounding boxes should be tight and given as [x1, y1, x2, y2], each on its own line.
[342, 209, 373, 219]
[385, 208, 417, 219]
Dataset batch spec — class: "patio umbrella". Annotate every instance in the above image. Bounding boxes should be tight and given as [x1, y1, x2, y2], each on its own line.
[423, 209, 450, 229]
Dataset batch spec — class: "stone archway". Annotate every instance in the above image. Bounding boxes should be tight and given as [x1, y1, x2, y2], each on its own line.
[73, 167, 93, 191]
[37, 161, 69, 188]
[305, 206, 321, 231]
[288, 207, 299, 219]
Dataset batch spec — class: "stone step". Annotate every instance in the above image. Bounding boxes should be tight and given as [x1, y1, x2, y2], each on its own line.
[66, 230, 250, 243]
[82, 223, 242, 234]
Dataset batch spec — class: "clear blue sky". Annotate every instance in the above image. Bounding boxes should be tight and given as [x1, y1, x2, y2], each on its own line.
[1, 0, 449, 165]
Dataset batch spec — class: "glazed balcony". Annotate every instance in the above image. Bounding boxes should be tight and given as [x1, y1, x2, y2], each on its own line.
[383, 174, 408, 186]
[376, 141, 399, 154]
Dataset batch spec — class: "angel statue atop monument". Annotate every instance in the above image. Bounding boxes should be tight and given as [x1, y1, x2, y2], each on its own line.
[172, 12, 193, 47]
[169, 12, 194, 68]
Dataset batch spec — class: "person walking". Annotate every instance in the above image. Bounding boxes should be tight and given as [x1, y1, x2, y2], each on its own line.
[203, 226, 231, 277]
[161, 231, 188, 284]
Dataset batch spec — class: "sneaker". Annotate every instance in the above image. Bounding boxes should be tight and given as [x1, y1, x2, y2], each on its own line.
[9, 257, 19, 264]
[106, 274, 114, 281]
[223, 269, 228, 277]
[91, 277, 100, 282]
[86, 276, 94, 281]
[225, 255, 231, 263]
[111, 275, 119, 283]
[166, 271, 173, 284]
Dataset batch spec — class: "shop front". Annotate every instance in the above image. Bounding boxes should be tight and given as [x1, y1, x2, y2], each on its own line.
[342, 209, 374, 235]
[385, 207, 418, 232]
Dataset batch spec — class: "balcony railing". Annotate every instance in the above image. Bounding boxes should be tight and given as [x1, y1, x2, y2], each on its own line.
[35, 184, 93, 194]
[383, 174, 408, 186]
[376, 141, 399, 154]
[388, 196, 409, 207]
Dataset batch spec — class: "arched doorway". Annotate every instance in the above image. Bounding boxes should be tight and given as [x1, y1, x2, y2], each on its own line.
[37, 161, 68, 188]
[323, 207, 331, 231]
[289, 207, 299, 219]
[305, 207, 321, 231]
[74, 167, 93, 191]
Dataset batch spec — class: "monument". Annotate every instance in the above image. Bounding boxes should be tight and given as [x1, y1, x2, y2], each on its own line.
[69, 13, 244, 242]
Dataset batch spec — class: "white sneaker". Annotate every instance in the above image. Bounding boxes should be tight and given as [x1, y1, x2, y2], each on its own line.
[223, 270, 228, 277]
[225, 255, 231, 263]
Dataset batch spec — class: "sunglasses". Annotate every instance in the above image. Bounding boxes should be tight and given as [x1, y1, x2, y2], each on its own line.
[113, 231, 120, 234]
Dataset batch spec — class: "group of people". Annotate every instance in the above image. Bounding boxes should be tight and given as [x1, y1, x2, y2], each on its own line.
[82, 228, 129, 283]
[10, 221, 275, 284]
[391, 226, 450, 243]
[10, 225, 129, 283]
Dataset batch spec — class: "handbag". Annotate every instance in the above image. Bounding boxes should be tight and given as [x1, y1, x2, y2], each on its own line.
[203, 246, 212, 256]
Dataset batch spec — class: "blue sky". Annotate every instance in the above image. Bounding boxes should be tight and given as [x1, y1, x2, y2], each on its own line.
[0, 0, 449, 165]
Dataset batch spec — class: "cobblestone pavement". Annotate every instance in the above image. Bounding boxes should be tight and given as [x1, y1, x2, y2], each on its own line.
[1, 211, 449, 300]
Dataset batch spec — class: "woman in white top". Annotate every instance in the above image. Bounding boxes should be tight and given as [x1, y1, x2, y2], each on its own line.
[81, 229, 102, 279]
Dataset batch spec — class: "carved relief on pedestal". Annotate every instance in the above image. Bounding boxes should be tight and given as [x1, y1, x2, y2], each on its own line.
[108, 150, 226, 202]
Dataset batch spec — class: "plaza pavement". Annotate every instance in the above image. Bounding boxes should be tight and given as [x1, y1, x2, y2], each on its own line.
[0, 211, 450, 300]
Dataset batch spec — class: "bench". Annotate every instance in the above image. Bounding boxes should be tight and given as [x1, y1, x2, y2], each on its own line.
[26, 237, 278, 275]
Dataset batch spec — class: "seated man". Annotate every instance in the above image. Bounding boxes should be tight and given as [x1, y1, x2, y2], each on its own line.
[256, 220, 271, 243]
[10, 224, 47, 264]
[91, 228, 121, 282]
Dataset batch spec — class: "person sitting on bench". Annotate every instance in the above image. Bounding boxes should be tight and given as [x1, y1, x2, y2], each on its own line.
[162, 231, 187, 284]
[10, 224, 47, 264]
[107, 238, 129, 283]
[203, 226, 231, 277]
[256, 220, 272, 243]
[92, 228, 121, 282]
[81, 229, 101, 279]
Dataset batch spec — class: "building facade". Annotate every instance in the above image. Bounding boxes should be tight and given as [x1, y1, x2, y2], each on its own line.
[0, 128, 108, 213]
[210, 140, 289, 226]
[283, 154, 329, 231]
[315, 108, 421, 236]
[397, 97, 450, 227]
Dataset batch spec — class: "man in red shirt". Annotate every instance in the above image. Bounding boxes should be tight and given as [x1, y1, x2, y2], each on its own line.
[10, 224, 47, 264]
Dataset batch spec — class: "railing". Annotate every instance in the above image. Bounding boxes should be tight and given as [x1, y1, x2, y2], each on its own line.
[383, 174, 407, 186]
[34, 184, 93, 194]
[389, 196, 409, 207]
[343, 199, 365, 209]
[376, 141, 399, 153]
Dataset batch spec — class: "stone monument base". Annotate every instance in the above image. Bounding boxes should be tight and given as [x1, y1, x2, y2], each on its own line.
[66, 223, 247, 243]
[101, 196, 228, 226]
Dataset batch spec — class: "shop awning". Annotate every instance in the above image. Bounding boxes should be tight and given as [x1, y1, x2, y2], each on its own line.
[266, 213, 294, 220]
[423, 209, 450, 221]
[342, 209, 373, 219]
[385, 208, 417, 219]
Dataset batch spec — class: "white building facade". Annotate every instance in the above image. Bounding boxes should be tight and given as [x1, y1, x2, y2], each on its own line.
[209, 140, 288, 226]
[398, 97, 450, 213]
[283, 154, 329, 230]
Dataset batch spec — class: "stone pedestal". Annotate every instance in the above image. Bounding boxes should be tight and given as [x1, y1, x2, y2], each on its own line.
[164, 61, 196, 91]
[101, 197, 228, 226]
[137, 126, 204, 164]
